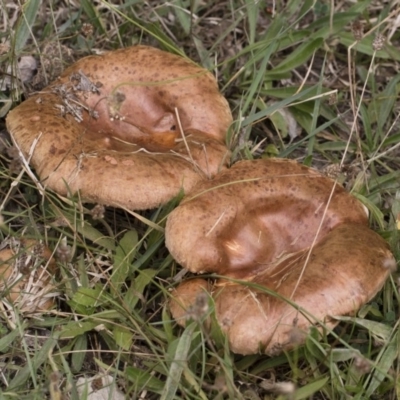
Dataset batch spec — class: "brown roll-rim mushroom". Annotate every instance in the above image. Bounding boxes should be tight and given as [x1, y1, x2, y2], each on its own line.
[0, 238, 59, 313]
[6, 46, 232, 210]
[166, 159, 395, 355]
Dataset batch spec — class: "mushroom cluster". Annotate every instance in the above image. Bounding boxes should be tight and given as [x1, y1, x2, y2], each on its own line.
[5, 45, 395, 354]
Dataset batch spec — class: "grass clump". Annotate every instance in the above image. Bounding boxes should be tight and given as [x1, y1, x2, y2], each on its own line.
[0, 0, 399, 399]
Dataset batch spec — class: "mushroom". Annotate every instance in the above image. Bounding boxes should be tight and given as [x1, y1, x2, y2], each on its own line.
[0, 238, 58, 313]
[169, 278, 212, 326]
[6, 46, 232, 210]
[166, 159, 395, 355]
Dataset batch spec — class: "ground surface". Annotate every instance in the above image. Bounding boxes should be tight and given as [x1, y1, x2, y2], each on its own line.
[0, 1, 400, 399]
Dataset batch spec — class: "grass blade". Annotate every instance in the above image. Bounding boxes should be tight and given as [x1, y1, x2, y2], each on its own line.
[13, 0, 41, 55]
[160, 322, 196, 400]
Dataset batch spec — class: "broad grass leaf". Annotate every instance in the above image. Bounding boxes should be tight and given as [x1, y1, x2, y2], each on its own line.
[332, 316, 392, 342]
[100, 1, 183, 54]
[0, 326, 26, 352]
[71, 334, 87, 373]
[294, 376, 329, 400]
[339, 32, 400, 61]
[0, 98, 12, 118]
[367, 171, 400, 193]
[358, 303, 384, 319]
[161, 322, 196, 400]
[117, 230, 138, 262]
[365, 330, 399, 396]
[250, 349, 304, 379]
[181, 367, 209, 400]
[210, 305, 226, 349]
[298, 0, 316, 17]
[71, 286, 104, 309]
[382, 132, 400, 147]
[236, 15, 288, 70]
[259, 13, 287, 44]
[132, 16, 181, 55]
[242, 41, 278, 114]
[308, 1, 372, 34]
[368, 75, 400, 131]
[359, 102, 374, 150]
[75, 254, 89, 289]
[13, 0, 41, 54]
[266, 38, 323, 78]
[9, 333, 59, 390]
[305, 328, 326, 362]
[124, 268, 157, 310]
[245, 0, 259, 45]
[60, 320, 100, 339]
[125, 366, 164, 393]
[113, 325, 133, 351]
[352, 193, 385, 230]
[173, 0, 191, 35]
[242, 86, 315, 127]
[131, 236, 164, 270]
[111, 229, 138, 289]
[162, 305, 175, 344]
[193, 36, 212, 70]
[330, 348, 360, 363]
[53, 207, 115, 250]
[263, 86, 341, 121]
[77, 222, 115, 251]
[288, 107, 313, 135]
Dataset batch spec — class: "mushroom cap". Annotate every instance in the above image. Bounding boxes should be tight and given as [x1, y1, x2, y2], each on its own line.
[0, 238, 58, 312]
[6, 46, 232, 210]
[166, 159, 395, 355]
[166, 158, 370, 278]
[169, 278, 212, 324]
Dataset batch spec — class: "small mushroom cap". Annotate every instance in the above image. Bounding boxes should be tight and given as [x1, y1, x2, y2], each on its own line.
[169, 278, 211, 324]
[0, 239, 58, 312]
[167, 159, 395, 354]
[6, 46, 232, 210]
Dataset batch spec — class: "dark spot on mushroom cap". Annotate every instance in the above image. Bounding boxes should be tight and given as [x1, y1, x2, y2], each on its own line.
[49, 144, 57, 155]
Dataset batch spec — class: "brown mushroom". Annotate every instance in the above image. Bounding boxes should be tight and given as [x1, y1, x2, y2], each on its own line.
[166, 159, 395, 355]
[0, 238, 58, 313]
[169, 278, 212, 326]
[6, 46, 232, 210]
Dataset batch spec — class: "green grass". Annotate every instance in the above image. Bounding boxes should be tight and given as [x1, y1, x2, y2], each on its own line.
[1, 0, 400, 399]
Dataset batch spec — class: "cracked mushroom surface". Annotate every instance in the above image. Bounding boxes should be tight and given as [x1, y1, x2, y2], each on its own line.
[6, 46, 232, 210]
[166, 159, 395, 355]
